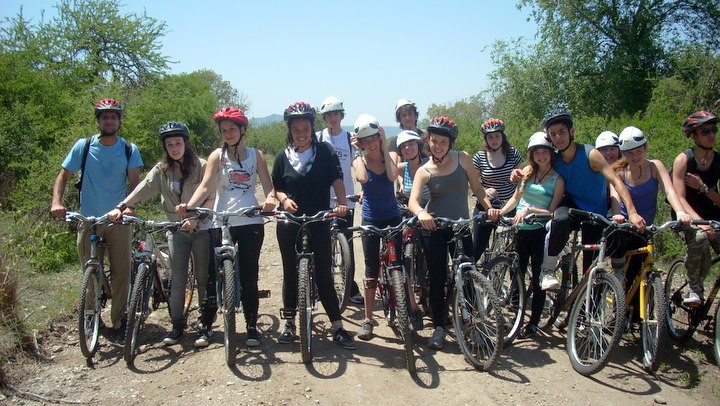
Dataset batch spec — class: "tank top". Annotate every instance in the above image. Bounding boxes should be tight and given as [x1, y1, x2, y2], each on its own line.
[553, 143, 607, 215]
[361, 168, 400, 221]
[683, 148, 720, 220]
[620, 169, 659, 225]
[425, 153, 469, 219]
[403, 159, 430, 206]
[214, 147, 263, 227]
[516, 172, 559, 230]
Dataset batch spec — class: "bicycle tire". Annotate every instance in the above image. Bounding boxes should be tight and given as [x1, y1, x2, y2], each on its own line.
[183, 254, 196, 320]
[452, 269, 504, 371]
[566, 272, 625, 376]
[390, 268, 415, 373]
[641, 272, 667, 372]
[664, 258, 695, 342]
[222, 259, 237, 366]
[485, 255, 525, 346]
[714, 301, 720, 366]
[78, 265, 102, 359]
[331, 232, 352, 313]
[298, 257, 313, 364]
[124, 262, 151, 367]
[405, 238, 428, 311]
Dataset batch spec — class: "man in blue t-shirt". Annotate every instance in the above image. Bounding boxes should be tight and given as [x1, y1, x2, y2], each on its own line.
[51, 99, 143, 339]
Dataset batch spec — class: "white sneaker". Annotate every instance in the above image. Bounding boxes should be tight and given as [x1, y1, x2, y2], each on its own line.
[683, 292, 702, 307]
[427, 326, 446, 350]
[541, 271, 560, 291]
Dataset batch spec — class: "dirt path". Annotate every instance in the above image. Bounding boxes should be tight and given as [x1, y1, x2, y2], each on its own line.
[7, 205, 720, 405]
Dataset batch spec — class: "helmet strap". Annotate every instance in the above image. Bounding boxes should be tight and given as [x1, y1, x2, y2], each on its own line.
[695, 141, 714, 152]
[431, 150, 449, 164]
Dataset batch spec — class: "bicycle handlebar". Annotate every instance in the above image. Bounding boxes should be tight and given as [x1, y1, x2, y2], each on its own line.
[273, 209, 337, 225]
[347, 216, 416, 237]
[65, 211, 110, 225]
[120, 215, 181, 232]
[185, 205, 266, 221]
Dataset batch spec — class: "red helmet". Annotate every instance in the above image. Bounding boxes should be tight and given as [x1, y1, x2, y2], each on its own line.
[214, 106, 249, 127]
[481, 118, 505, 135]
[683, 111, 718, 137]
[94, 98, 123, 118]
[284, 102, 315, 122]
[427, 116, 458, 140]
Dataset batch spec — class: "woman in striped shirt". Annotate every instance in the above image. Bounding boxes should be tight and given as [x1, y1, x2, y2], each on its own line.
[472, 118, 523, 260]
[488, 132, 565, 337]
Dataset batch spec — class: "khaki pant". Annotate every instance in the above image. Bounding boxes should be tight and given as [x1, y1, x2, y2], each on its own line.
[682, 228, 719, 296]
[77, 222, 132, 329]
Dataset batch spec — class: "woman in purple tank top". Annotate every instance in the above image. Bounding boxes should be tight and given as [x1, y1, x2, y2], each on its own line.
[408, 116, 492, 350]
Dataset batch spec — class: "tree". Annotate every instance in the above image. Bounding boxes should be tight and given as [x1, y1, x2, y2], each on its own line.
[517, 0, 720, 115]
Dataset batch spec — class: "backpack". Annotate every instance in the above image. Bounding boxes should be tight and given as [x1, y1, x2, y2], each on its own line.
[74, 136, 133, 191]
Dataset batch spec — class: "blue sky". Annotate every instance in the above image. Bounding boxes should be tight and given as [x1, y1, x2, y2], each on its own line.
[1, 1, 538, 127]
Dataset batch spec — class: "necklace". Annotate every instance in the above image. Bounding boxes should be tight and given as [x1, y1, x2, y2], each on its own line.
[534, 166, 552, 184]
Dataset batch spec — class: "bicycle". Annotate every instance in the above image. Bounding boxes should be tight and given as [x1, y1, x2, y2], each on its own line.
[64, 212, 115, 360]
[665, 219, 720, 366]
[329, 195, 355, 313]
[397, 201, 428, 315]
[273, 209, 339, 364]
[433, 215, 504, 371]
[538, 209, 627, 376]
[619, 220, 680, 372]
[186, 205, 269, 366]
[347, 216, 417, 373]
[153, 240, 195, 321]
[120, 215, 181, 366]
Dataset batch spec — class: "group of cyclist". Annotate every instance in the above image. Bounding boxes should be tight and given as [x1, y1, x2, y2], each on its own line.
[51, 97, 719, 361]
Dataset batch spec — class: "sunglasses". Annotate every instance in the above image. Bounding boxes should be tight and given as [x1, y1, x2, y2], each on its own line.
[698, 126, 718, 136]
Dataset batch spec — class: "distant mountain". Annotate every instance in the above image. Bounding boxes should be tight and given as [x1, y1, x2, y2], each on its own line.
[250, 114, 283, 126]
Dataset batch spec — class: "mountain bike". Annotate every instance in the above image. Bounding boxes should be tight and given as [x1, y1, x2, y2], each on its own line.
[348, 216, 417, 373]
[273, 209, 338, 364]
[186, 205, 268, 366]
[619, 220, 681, 372]
[120, 215, 181, 367]
[665, 219, 720, 366]
[153, 239, 195, 321]
[329, 195, 355, 313]
[398, 201, 428, 315]
[65, 212, 114, 360]
[434, 215, 504, 371]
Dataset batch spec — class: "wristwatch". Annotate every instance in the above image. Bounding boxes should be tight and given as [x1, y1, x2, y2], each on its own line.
[699, 183, 709, 195]
[115, 202, 127, 211]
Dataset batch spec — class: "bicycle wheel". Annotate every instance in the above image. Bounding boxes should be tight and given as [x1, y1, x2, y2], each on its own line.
[298, 257, 313, 364]
[405, 238, 428, 311]
[485, 255, 525, 346]
[78, 265, 102, 359]
[124, 262, 152, 366]
[331, 232, 352, 313]
[452, 269, 504, 371]
[641, 272, 667, 372]
[390, 268, 415, 373]
[714, 302, 720, 366]
[566, 272, 625, 376]
[664, 258, 695, 342]
[221, 259, 237, 366]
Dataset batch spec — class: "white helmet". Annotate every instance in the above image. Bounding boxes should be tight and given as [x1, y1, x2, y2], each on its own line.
[528, 131, 553, 151]
[319, 96, 344, 115]
[396, 130, 421, 148]
[595, 131, 619, 149]
[394, 98, 415, 114]
[354, 114, 380, 139]
[618, 126, 647, 151]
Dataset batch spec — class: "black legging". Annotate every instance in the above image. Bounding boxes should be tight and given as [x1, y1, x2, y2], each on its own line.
[208, 224, 264, 319]
[421, 227, 473, 328]
[360, 217, 401, 279]
[516, 227, 546, 327]
[547, 206, 604, 271]
[277, 220, 341, 322]
[338, 210, 360, 296]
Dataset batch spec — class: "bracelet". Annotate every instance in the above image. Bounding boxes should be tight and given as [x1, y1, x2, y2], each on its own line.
[699, 183, 709, 195]
[354, 151, 364, 159]
[115, 202, 127, 211]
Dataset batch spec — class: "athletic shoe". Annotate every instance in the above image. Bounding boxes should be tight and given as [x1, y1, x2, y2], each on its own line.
[683, 291, 702, 308]
[427, 326, 446, 350]
[333, 328, 356, 349]
[163, 326, 183, 346]
[245, 326, 261, 347]
[520, 324, 540, 339]
[540, 270, 560, 291]
[194, 325, 212, 348]
[349, 292, 364, 305]
[278, 323, 297, 344]
[357, 320, 374, 341]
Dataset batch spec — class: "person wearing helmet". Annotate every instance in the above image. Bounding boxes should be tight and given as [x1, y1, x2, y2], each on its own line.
[408, 116, 492, 350]
[672, 110, 720, 306]
[316, 96, 363, 306]
[488, 132, 565, 338]
[472, 118, 523, 261]
[388, 98, 428, 165]
[270, 101, 355, 350]
[51, 98, 143, 340]
[109, 121, 217, 346]
[395, 130, 430, 205]
[606, 126, 690, 290]
[527, 107, 645, 291]
[595, 130, 621, 165]
[177, 106, 276, 348]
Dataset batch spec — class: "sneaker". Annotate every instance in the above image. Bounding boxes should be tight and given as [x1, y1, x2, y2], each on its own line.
[349, 292, 364, 305]
[113, 317, 127, 342]
[683, 291, 702, 308]
[541, 270, 560, 291]
[194, 325, 213, 348]
[163, 326, 183, 346]
[520, 324, 540, 339]
[333, 327, 356, 350]
[411, 309, 424, 331]
[278, 323, 297, 344]
[245, 326, 261, 347]
[357, 320, 374, 341]
[427, 326, 446, 350]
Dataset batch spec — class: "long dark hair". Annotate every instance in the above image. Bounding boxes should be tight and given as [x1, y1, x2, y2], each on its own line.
[483, 131, 511, 156]
[285, 117, 317, 148]
[160, 138, 198, 195]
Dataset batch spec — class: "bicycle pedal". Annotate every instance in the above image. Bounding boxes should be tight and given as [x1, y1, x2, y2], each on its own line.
[258, 289, 271, 299]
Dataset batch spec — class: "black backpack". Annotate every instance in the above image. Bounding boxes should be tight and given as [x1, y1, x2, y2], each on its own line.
[74, 136, 133, 191]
